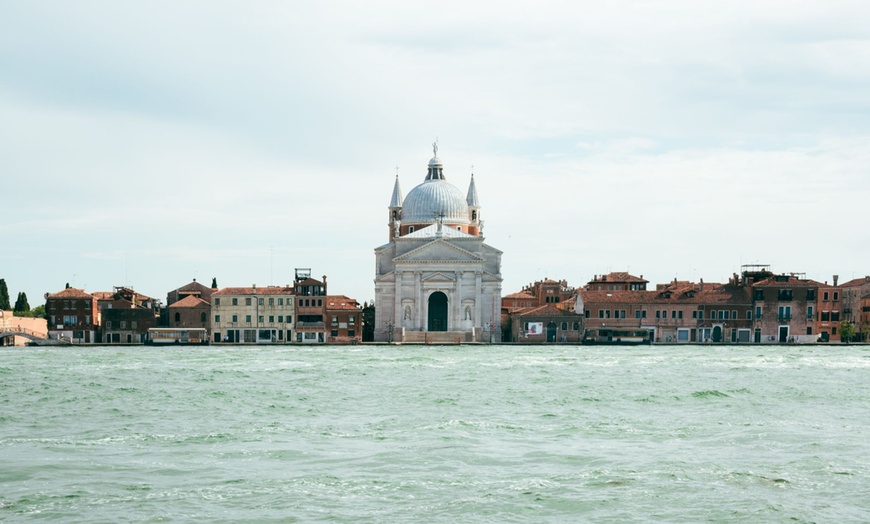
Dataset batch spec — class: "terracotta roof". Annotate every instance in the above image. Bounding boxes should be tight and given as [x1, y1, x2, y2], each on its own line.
[213, 286, 295, 295]
[841, 276, 870, 287]
[503, 291, 535, 300]
[513, 304, 583, 318]
[169, 296, 210, 308]
[581, 284, 751, 305]
[325, 295, 360, 310]
[92, 291, 115, 300]
[753, 276, 825, 288]
[588, 272, 648, 284]
[48, 288, 93, 299]
[175, 281, 211, 292]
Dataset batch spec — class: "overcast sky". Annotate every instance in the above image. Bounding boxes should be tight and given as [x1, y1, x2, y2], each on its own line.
[2, 1, 869, 307]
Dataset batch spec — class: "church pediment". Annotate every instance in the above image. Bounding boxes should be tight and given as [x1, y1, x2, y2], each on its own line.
[421, 272, 456, 282]
[394, 239, 484, 264]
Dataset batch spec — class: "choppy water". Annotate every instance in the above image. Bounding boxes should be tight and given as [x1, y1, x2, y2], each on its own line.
[2, 345, 870, 523]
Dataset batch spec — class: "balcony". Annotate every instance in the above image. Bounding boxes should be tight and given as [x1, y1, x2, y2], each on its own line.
[297, 321, 325, 329]
[777, 315, 792, 322]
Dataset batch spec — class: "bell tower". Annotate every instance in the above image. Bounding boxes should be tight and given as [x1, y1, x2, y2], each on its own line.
[388, 171, 403, 241]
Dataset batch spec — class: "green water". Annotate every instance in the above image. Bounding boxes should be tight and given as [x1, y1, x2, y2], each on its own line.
[2, 345, 869, 522]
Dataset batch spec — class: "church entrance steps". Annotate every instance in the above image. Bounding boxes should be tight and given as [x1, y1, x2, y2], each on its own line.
[400, 331, 470, 344]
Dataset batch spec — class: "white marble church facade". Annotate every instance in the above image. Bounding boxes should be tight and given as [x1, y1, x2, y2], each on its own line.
[374, 145, 503, 343]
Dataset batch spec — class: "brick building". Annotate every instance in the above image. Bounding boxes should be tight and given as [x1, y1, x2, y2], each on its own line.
[750, 273, 822, 343]
[99, 287, 160, 344]
[325, 295, 362, 343]
[45, 287, 100, 343]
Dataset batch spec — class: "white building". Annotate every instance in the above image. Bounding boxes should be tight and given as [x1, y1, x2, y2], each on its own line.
[374, 145, 502, 343]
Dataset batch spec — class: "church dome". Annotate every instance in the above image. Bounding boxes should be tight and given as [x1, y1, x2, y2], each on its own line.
[402, 179, 470, 224]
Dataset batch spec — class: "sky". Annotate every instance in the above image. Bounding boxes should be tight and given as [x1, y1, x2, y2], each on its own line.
[2, 0, 870, 307]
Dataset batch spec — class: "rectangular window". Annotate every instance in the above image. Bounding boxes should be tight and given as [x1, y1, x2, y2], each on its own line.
[821, 311, 830, 321]
[561, 322, 568, 330]
[599, 310, 605, 319]
[678, 310, 683, 319]
[278, 316, 283, 323]
[106, 320, 112, 329]
[807, 306, 814, 320]
[349, 316, 355, 324]
[278, 298, 283, 306]
[269, 315, 274, 323]
[120, 321, 127, 329]
[698, 310, 704, 320]
[246, 298, 252, 306]
[215, 315, 221, 323]
[807, 289, 816, 300]
[258, 315, 264, 323]
[215, 298, 220, 306]
[831, 311, 840, 322]
[232, 315, 238, 323]
[671, 310, 677, 319]
[746, 310, 752, 320]
[636, 310, 643, 319]
[258, 298, 264, 306]
[656, 310, 661, 319]
[833, 292, 839, 301]
[232, 298, 238, 306]
[572, 322, 580, 330]
[269, 298, 274, 305]
[778, 306, 792, 320]
[348, 329, 355, 337]
[732, 310, 737, 320]
[723, 311, 730, 320]
[710, 310, 716, 320]
[332, 315, 338, 325]
[755, 306, 762, 319]
[692, 311, 697, 319]
[778, 289, 793, 301]
[131, 321, 137, 329]
[754, 289, 764, 300]
[584, 310, 590, 318]
[246, 315, 252, 323]
[823, 292, 829, 301]
[331, 329, 339, 337]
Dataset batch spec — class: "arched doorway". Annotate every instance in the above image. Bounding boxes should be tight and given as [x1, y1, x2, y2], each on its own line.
[712, 325, 722, 342]
[547, 322, 557, 342]
[428, 292, 448, 331]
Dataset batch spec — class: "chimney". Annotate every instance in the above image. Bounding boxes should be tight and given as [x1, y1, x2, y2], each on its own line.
[700, 278, 704, 292]
[833, 275, 839, 286]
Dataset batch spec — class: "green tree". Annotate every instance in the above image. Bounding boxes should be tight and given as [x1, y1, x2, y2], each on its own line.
[0, 279, 10, 310]
[839, 320, 856, 343]
[13, 292, 30, 314]
[211, 277, 218, 289]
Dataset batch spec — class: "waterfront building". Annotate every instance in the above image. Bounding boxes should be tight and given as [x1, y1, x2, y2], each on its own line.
[750, 270, 821, 343]
[167, 295, 211, 336]
[45, 287, 100, 343]
[578, 271, 753, 343]
[211, 285, 296, 343]
[325, 295, 362, 344]
[99, 287, 159, 344]
[167, 279, 215, 306]
[816, 276, 842, 342]
[293, 269, 327, 343]
[840, 275, 870, 340]
[374, 144, 502, 343]
[506, 304, 584, 343]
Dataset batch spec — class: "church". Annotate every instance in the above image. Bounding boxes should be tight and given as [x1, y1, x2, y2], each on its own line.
[374, 144, 503, 343]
